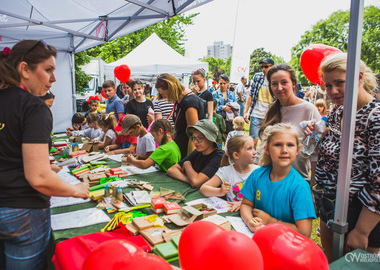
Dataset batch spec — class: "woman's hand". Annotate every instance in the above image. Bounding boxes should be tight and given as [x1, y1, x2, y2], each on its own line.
[220, 182, 231, 196]
[227, 201, 241, 212]
[73, 182, 90, 199]
[252, 208, 274, 225]
[51, 164, 62, 173]
[345, 228, 369, 252]
[190, 84, 200, 94]
[126, 154, 136, 163]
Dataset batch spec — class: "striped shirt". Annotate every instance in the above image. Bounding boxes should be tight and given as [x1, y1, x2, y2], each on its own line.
[154, 98, 175, 127]
[315, 99, 380, 214]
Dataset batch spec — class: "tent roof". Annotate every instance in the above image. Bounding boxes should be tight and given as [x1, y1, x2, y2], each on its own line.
[105, 33, 208, 75]
[0, 0, 213, 52]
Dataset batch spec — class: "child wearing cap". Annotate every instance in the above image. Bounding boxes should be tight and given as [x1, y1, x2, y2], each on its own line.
[118, 114, 156, 159]
[126, 119, 181, 172]
[167, 119, 224, 188]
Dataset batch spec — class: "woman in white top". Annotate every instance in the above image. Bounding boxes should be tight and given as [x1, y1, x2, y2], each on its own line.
[259, 64, 321, 182]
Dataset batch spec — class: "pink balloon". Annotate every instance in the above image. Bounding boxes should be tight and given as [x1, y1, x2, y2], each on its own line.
[300, 44, 342, 85]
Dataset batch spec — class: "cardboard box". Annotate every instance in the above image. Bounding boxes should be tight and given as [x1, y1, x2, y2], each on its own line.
[132, 215, 165, 230]
[69, 136, 82, 143]
[81, 141, 99, 152]
[125, 222, 139, 236]
[188, 203, 217, 218]
[167, 205, 203, 226]
[202, 215, 231, 230]
[151, 197, 167, 209]
[140, 225, 169, 246]
[163, 202, 181, 215]
[88, 172, 107, 182]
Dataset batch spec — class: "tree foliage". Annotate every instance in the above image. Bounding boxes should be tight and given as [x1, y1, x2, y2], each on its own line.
[249, 48, 286, 78]
[74, 13, 197, 93]
[202, 56, 231, 80]
[290, 6, 380, 85]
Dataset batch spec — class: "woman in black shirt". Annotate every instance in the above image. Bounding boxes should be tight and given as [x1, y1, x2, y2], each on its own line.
[156, 73, 205, 159]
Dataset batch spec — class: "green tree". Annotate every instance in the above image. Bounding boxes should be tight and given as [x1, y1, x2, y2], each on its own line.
[249, 48, 286, 78]
[290, 6, 380, 85]
[75, 51, 92, 93]
[202, 56, 227, 80]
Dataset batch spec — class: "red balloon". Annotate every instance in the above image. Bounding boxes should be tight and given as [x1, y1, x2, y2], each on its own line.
[83, 239, 171, 270]
[94, 95, 101, 101]
[300, 44, 342, 85]
[253, 224, 328, 270]
[114, 65, 131, 83]
[179, 221, 263, 270]
[101, 89, 108, 99]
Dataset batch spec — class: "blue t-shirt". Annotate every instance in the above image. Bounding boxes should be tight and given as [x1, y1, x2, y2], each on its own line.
[241, 166, 316, 224]
[106, 95, 124, 122]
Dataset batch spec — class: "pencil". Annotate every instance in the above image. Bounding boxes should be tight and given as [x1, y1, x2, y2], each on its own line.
[252, 218, 259, 224]
[221, 178, 227, 183]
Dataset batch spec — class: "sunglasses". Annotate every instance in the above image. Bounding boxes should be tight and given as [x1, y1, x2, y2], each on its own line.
[21, 40, 49, 62]
[261, 65, 272, 69]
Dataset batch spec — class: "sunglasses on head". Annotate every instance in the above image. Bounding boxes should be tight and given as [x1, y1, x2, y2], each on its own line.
[21, 40, 49, 62]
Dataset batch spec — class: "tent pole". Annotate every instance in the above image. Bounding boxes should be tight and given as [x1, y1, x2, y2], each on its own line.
[330, 0, 364, 261]
[70, 34, 77, 114]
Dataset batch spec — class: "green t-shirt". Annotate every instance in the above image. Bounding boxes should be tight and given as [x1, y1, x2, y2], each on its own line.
[150, 141, 181, 172]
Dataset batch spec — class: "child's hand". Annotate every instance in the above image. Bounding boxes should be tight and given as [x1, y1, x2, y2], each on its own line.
[73, 123, 79, 131]
[104, 146, 110, 152]
[107, 150, 115, 155]
[126, 154, 135, 163]
[227, 201, 241, 212]
[247, 217, 264, 233]
[252, 208, 273, 225]
[147, 114, 154, 124]
[66, 130, 72, 136]
[220, 182, 231, 196]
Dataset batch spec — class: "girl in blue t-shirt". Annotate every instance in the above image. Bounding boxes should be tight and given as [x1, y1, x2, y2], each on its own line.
[126, 119, 181, 172]
[240, 123, 316, 237]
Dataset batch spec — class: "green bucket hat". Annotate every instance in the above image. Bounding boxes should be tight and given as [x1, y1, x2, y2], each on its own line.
[186, 119, 218, 144]
[120, 114, 141, 134]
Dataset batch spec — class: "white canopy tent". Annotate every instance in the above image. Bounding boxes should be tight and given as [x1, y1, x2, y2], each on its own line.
[0, 0, 213, 132]
[105, 33, 208, 79]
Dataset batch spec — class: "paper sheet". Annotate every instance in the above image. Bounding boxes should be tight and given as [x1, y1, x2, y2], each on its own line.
[57, 169, 80, 185]
[226, 216, 254, 238]
[107, 154, 124, 162]
[185, 197, 230, 214]
[51, 208, 110, 231]
[120, 165, 158, 175]
[50, 196, 90, 208]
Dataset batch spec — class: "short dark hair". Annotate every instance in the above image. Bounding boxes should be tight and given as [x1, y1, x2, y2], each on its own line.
[219, 74, 229, 82]
[72, 112, 85, 125]
[89, 99, 98, 105]
[102, 80, 115, 89]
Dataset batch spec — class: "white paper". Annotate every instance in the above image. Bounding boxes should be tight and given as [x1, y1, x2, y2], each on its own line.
[54, 133, 68, 138]
[107, 154, 124, 162]
[51, 208, 110, 231]
[120, 165, 158, 175]
[186, 197, 230, 214]
[226, 216, 254, 238]
[50, 196, 90, 208]
[57, 169, 80, 185]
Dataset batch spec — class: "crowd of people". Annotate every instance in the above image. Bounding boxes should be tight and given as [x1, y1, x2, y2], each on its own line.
[1, 40, 380, 269]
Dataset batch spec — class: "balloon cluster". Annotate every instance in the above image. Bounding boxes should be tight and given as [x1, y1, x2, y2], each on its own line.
[82, 222, 328, 270]
[300, 44, 342, 85]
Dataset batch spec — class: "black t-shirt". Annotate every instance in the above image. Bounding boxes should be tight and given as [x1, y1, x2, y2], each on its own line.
[178, 148, 224, 178]
[0, 87, 52, 208]
[173, 93, 205, 159]
[125, 99, 153, 128]
[197, 89, 213, 115]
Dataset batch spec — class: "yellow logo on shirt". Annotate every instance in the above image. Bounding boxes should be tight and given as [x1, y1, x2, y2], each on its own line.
[256, 190, 261, 201]
[0, 123, 4, 130]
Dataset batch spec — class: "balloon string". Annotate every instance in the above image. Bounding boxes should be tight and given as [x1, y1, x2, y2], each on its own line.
[304, 83, 319, 147]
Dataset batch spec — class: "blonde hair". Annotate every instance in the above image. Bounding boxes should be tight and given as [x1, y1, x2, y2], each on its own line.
[258, 123, 301, 166]
[220, 134, 252, 167]
[315, 99, 327, 115]
[320, 53, 377, 93]
[155, 73, 186, 103]
[98, 113, 117, 133]
[233, 116, 245, 131]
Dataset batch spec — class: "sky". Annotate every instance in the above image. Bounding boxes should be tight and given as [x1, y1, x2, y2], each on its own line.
[183, 0, 380, 62]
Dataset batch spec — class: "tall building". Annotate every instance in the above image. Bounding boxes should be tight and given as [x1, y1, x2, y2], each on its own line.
[207, 41, 233, 61]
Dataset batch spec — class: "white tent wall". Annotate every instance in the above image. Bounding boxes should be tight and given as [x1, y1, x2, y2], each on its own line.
[50, 51, 75, 132]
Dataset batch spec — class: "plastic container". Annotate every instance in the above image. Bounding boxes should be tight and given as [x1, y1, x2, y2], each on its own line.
[299, 116, 328, 155]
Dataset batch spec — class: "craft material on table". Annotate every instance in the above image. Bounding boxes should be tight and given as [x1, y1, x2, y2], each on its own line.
[51, 196, 90, 208]
[51, 208, 110, 231]
[185, 197, 230, 214]
[107, 154, 124, 162]
[120, 165, 158, 175]
[226, 216, 254, 238]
